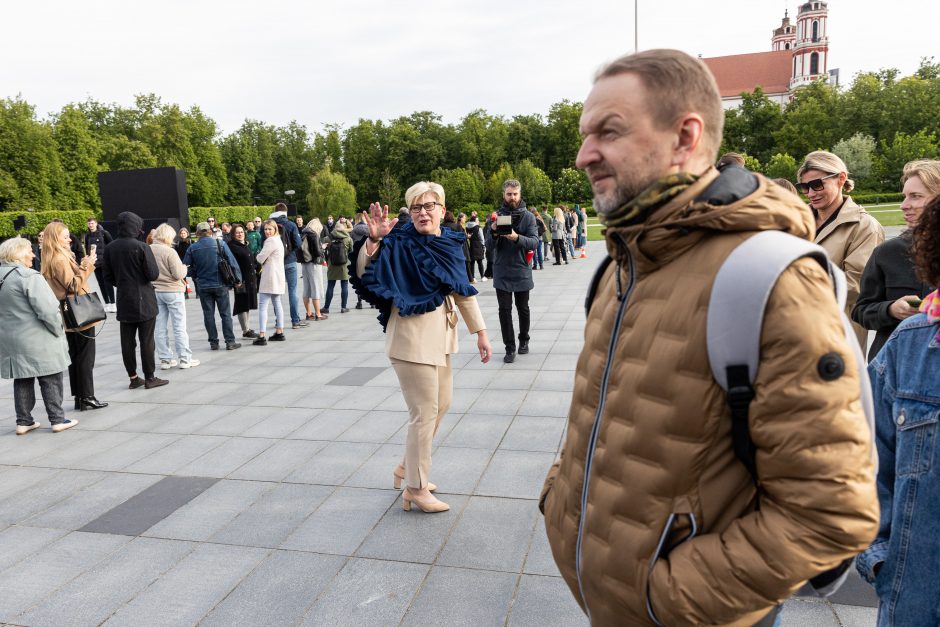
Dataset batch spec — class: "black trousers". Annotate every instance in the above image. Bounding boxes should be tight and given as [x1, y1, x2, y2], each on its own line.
[469, 258, 484, 280]
[94, 267, 114, 304]
[495, 288, 530, 352]
[65, 332, 96, 398]
[553, 239, 567, 263]
[120, 318, 157, 379]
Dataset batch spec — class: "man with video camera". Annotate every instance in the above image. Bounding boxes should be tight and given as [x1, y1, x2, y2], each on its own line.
[490, 179, 539, 363]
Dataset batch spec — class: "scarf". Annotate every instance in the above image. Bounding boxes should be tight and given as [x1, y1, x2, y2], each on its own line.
[920, 289, 940, 343]
[350, 223, 477, 332]
[600, 172, 699, 228]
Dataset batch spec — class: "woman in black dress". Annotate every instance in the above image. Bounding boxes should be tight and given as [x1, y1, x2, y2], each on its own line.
[228, 224, 260, 339]
[175, 227, 193, 298]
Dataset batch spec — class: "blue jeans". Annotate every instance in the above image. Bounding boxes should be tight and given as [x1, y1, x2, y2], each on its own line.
[198, 286, 235, 346]
[155, 291, 192, 362]
[531, 242, 544, 268]
[566, 233, 576, 257]
[325, 280, 348, 310]
[284, 262, 301, 325]
[258, 292, 284, 334]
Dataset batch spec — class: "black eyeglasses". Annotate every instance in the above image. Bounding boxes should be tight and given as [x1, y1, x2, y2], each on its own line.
[410, 201, 443, 215]
[796, 173, 838, 194]
[208, 219, 216, 222]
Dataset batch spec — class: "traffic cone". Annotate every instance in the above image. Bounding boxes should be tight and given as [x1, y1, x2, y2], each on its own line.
[580, 247, 588, 259]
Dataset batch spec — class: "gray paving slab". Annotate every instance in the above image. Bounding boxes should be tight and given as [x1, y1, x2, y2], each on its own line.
[523, 521, 563, 577]
[531, 369, 576, 392]
[0, 429, 99, 465]
[476, 449, 558, 499]
[286, 440, 380, 485]
[0, 470, 106, 526]
[288, 409, 367, 441]
[424, 446, 495, 495]
[500, 416, 567, 452]
[487, 369, 538, 390]
[327, 366, 388, 386]
[0, 466, 61, 501]
[16, 537, 194, 627]
[832, 603, 878, 626]
[337, 410, 408, 443]
[0, 525, 69, 572]
[200, 550, 347, 627]
[356, 494, 470, 564]
[80, 475, 219, 536]
[121, 433, 226, 474]
[280, 487, 397, 555]
[298, 557, 429, 627]
[438, 496, 540, 572]
[67, 402, 165, 431]
[142, 479, 273, 541]
[197, 405, 272, 436]
[518, 390, 574, 417]
[442, 413, 514, 449]
[332, 386, 399, 411]
[101, 542, 270, 627]
[72, 432, 181, 471]
[24, 472, 162, 531]
[172, 436, 275, 478]
[402, 565, 518, 627]
[0, 531, 131, 623]
[241, 406, 316, 438]
[468, 389, 528, 415]
[779, 598, 840, 626]
[30, 431, 140, 469]
[507, 574, 589, 627]
[228, 438, 327, 481]
[344, 443, 406, 490]
[210, 483, 333, 548]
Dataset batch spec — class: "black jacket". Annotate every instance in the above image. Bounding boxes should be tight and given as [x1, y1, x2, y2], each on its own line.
[102, 212, 159, 322]
[83, 228, 112, 260]
[851, 232, 934, 361]
[265, 213, 302, 264]
[491, 201, 539, 292]
[466, 222, 485, 260]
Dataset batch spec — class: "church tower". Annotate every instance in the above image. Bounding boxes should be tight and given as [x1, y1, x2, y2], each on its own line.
[790, 1, 829, 89]
[772, 11, 796, 51]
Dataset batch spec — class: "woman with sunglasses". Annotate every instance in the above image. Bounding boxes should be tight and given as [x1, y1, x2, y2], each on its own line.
[798, 151, 885, 349]
[352, 182, 492, 514]
[853, 160, 939, 361]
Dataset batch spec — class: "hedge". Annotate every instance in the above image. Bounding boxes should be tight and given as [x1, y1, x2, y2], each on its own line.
[0, 210, 97, 238]
[850, 192, 904, 205]
[189, 206, 277, 228]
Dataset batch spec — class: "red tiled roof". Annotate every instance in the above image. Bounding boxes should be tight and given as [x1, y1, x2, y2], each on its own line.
[702, 50, 793, 98]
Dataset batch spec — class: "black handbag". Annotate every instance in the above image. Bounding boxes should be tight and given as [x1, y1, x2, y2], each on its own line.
[216, 240, 238, 288]
[61, 277, 106, 331]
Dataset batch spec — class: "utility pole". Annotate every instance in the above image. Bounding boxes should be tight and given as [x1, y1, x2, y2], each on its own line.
[635, 0, 638, 51]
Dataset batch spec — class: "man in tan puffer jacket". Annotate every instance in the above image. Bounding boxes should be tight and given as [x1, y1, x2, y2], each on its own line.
[540, 49, 879, 627]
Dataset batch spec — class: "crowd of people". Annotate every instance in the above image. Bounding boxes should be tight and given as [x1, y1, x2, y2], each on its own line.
[3, 46, 940, 626]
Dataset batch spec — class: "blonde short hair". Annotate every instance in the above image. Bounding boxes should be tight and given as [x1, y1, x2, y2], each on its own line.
[798, 151, 855, 193]
[596, 49, 724, 162]
[0, 236, 32, 264]
[901, 159, 940, 200]
[405, 181, 446, 209]
[153, 223, 176, 246]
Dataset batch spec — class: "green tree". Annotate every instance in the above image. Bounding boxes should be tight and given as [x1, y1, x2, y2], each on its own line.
[720, 87, 784, 163]
[514, 159, 552, 206]
[457, 110, 508, 175]
[184, 106, 227, 206]
[342, 119, 384, 207]
[544, 100, 583, 179]
[554, 167, 592, 203]
[52, 105, 102, 210]
[486, 163, 516, 206]
[0, 98, 65, 210]
[773, 81, 841, 162]
[98, 136, 158, 172]
[762, 153, 798, 182]
[377, 168, 401, 209]
[873, 130, 939, 190]
[306, 166, 356, 219]
[431, 166, 483, 211]
[506, 114, 547, 170]
[275, 121, 315, 209]
[832, 133, 876, 187]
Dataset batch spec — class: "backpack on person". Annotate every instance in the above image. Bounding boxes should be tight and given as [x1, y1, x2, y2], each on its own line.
[278, 222, 296, 257]
[586, 230, 874, 598]
[328, 236, 348, 266]
[297, 231, 312, 264]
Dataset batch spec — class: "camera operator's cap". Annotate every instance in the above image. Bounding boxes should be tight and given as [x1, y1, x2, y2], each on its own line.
[196, 221, 211, 233]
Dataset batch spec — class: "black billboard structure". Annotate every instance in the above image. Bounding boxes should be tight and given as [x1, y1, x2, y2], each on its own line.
[97, 167, 189, 237]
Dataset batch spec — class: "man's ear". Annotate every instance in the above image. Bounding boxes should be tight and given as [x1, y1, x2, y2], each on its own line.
[670, 113, 705, 169]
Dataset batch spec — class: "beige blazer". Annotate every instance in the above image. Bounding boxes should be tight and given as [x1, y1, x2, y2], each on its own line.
[257, 236, 286, 294]
[815, 196, 885, 348]
[358, 244, 486, 367]
[150, 242, 187, 292]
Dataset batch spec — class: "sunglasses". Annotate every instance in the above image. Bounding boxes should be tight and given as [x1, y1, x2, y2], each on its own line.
[796, 173, 838, 194]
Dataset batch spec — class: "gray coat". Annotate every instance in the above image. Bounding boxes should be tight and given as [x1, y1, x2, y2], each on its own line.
[491, 202, 539, 292]
[0, 263, 70, 379]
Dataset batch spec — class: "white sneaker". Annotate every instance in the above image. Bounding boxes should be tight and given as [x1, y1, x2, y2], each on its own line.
[178, 359, 200, 369]
[160, 359, 178, 370]
[16, 421, 41, 435]
[481, 277, 488, 282]
[52, 419, 79, 433]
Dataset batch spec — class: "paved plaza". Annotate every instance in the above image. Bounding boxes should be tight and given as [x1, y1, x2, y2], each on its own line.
[0, 239, 880, 626]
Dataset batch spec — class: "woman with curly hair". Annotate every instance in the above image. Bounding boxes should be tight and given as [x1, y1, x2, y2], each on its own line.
[857, 193, 940, 625]
[853, 160, 939, 360]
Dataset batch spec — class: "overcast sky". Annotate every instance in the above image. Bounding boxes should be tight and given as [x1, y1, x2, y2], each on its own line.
[3, 0, 936, 135]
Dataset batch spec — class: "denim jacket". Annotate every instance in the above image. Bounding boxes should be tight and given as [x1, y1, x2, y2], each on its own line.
[857, 313, 940, 626]
[182, 237, 241, 289]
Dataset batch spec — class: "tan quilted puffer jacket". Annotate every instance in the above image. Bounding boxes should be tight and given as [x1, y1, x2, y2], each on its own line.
[540, 169, 879, 626]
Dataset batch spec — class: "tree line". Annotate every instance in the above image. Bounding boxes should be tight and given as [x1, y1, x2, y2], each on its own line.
[1, 58, 937, 219]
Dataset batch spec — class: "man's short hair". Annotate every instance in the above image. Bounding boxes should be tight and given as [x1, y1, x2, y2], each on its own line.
[502, 179, 521, 192]
[717, 152, 746, 170]
[596, 49, 724, 163]
[275, 202, 288, 213]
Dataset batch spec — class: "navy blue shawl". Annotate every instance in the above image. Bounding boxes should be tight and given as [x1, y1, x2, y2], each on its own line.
[349, 223, 477, 332]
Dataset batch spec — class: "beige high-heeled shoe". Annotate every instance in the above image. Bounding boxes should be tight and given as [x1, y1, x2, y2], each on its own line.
[393, 466, 436, 492]
[402, 488, 449, 513]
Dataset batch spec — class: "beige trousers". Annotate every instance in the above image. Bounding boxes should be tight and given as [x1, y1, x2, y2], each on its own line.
[390, 356, 453, 490]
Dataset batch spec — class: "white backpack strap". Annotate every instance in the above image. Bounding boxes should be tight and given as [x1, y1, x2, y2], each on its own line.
[707, 231, 830, 389]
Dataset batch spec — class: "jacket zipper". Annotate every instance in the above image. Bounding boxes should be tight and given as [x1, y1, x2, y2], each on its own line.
[575, 248, 636, 623]
[646, 513, 698, 626]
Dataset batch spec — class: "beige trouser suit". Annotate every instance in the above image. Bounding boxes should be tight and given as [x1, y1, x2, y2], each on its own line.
[358, 246, 486, 490]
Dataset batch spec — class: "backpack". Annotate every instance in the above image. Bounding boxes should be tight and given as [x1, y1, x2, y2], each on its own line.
[297, 232, 312, 264]
[328, 236, 348, 266]
[586, 230, 874, 598]
[278, 222, 296, 257]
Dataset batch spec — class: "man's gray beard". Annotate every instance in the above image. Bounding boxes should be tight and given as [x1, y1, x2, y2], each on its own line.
[592, 185, 631, 217]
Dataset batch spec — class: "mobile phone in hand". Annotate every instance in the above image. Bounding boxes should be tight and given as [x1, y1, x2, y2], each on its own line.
[906, 298, 922, 308]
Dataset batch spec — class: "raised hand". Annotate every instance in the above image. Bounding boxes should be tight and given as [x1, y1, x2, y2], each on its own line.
[367, 202, 398, 240]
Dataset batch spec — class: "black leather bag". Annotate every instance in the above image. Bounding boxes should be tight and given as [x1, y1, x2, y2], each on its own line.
[216, 240, 238, 288]
[61, 279, 106, 330]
